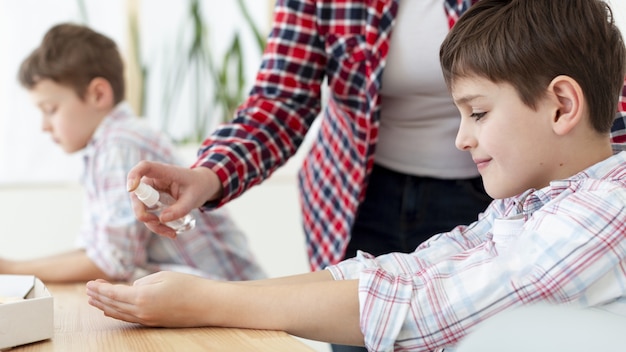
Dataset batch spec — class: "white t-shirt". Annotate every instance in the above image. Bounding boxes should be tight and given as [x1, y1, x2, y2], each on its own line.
[375, 0, 479, 179]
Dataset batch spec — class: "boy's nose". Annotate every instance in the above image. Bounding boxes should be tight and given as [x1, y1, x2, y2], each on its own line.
[41, 118, 52, 132]
[455, 120, 476, 151]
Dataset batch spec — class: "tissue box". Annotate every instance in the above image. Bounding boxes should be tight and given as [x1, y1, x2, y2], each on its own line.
[0, 275, 53, 349]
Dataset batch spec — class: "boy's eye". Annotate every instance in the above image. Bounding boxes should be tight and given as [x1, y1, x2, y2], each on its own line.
[43, 107, 57, 116]
[470, 111, 487, 120]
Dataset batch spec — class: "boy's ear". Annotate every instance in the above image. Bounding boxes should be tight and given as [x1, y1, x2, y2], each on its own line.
[548, 75, 584, 136]
[85, 77, 114, 109]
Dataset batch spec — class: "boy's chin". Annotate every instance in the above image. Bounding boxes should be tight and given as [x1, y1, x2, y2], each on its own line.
[483, 184, 516, 200]
[62, 145, 85, 154]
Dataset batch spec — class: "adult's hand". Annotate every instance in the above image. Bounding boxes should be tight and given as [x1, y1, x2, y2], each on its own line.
[127, 161, 223, 238]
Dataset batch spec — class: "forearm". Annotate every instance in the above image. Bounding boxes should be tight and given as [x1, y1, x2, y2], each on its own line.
[0, 249, 112, 283]
[88, 270, 364, 345]
[236, 270, 333, 286]
[208, 274, 364, 345]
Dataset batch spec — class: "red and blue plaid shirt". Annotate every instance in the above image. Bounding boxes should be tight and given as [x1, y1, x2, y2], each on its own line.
[195, 0, 626, 271]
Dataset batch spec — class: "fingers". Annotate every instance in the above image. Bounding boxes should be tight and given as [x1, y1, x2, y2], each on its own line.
[86, 280, 134, 307]
[145, 222, 178, 239]
[130, 192, 158, 223]
[126, 161, 220, 238]
[86, 277, 173, 327]
[86, 281, 143, 322]
[129, 182, 178, 238]
[86, 273, 212, 328]
[87, 295, 144, 325]
[127, 160, 171, 192]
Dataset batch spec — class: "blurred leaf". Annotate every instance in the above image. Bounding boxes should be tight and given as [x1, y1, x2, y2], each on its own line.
[158, 0, 267, 143]
[76, 0, 88, 23]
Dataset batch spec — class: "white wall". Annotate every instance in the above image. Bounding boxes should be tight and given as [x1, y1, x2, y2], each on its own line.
[0, 0, 268, 184]
[609, 0, 625, 29]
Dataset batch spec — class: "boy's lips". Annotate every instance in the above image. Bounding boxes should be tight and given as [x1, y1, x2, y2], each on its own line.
[473, 157, 491, 170]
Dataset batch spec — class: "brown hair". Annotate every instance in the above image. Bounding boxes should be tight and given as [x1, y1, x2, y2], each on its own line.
[18, 23, 125, 104]
[440, 0, 626, 133]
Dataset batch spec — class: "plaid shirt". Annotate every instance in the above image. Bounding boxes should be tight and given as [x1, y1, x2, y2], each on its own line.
[194, 0, 626, 271]
[79, 103, 265, 281]
[611, 77, 626, 143]
[328, 149, 626, 352]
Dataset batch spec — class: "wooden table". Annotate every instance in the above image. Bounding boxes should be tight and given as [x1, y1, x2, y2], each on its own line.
[11, 283, 314, 351]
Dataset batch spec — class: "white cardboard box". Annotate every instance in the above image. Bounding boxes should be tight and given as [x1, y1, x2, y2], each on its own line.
[0, 275, 53, 350]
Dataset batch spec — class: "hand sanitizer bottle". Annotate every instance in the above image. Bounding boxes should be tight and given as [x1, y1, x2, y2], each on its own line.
[133, 182, 196, 234]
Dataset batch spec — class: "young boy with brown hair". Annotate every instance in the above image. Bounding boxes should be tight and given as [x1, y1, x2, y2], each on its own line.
[87, 1, 626, 350]
[2, 23, 265, 283]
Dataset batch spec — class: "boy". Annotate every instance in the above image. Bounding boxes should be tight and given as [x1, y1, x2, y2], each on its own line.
[86, 0, 626, 351]
[3, 23, 265, 283]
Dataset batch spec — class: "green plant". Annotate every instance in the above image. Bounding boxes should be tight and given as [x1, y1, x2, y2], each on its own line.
[74, 0, 266, 144]
[127, 0, 147, 117]
[76, 0, 88, 23]
[160, 0, 266, 143]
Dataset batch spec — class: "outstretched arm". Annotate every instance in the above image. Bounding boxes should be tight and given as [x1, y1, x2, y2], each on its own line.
[86, 270, 364, 346]
[0, 249, 112, 283]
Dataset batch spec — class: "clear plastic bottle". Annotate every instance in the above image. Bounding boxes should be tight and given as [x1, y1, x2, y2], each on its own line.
[133, 182, 196, 234]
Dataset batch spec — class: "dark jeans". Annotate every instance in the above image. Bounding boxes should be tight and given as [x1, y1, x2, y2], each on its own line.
[332, 163, 492, 352]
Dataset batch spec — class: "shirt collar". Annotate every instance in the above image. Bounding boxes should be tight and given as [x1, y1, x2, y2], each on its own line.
[81, 101, 135, 167]
[513, 149, 626, 216]
[83, 102, 135, 155]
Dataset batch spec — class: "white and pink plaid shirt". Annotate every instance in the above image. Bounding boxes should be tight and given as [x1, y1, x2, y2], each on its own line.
[329, 148, 626, 351]
[77, 103, 266, 282]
